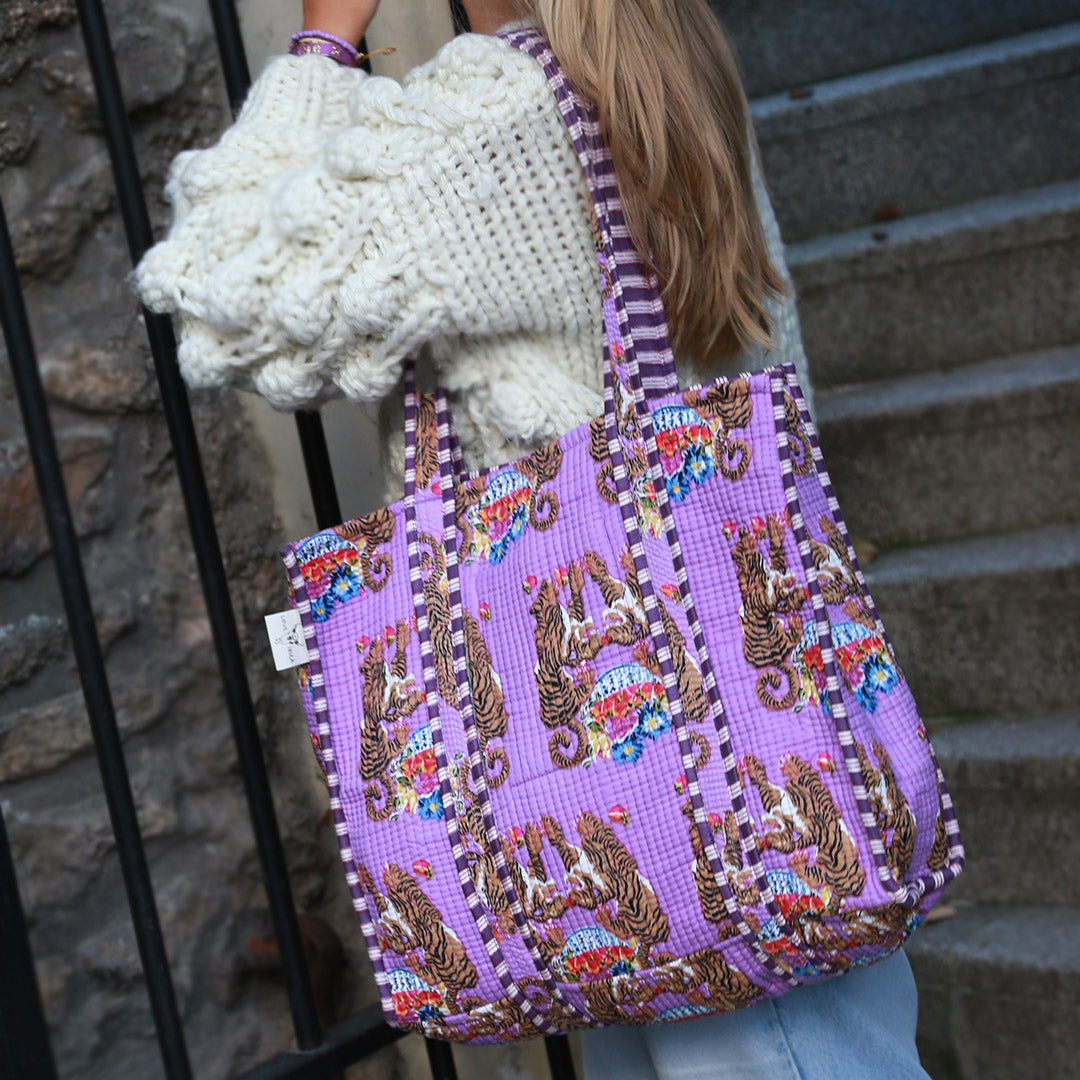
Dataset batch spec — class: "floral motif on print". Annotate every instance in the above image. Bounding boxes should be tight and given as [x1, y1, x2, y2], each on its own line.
[296, 506, 394, 622]
[526, 547, 707, 771]
[582, 662, 670, 765]
[386, 967, 446, 1025]
[455, 441, 563, 565]
[791, 620, 901, 716]
[358, 861, 479, 1026]
[588, 377, 663, 536]
[388, 724, 443, 820]
[418, 533, 510, 787]
[552, 927, 640, 982]
[652, 404, 724, 502]
[726, 510, 811, 711]
[590, 372, 751, 537]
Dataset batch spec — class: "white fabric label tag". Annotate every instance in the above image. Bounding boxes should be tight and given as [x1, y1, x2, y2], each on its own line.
[265, 609, 310, 671]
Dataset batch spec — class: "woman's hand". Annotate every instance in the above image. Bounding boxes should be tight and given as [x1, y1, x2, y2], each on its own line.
[301, 0, 380, 47]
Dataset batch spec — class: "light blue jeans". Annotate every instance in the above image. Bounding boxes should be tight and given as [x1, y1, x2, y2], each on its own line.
[580, 949, 930, 1080]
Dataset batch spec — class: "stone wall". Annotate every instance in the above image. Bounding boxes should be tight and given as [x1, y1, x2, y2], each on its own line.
[0, 2, 398, 1076]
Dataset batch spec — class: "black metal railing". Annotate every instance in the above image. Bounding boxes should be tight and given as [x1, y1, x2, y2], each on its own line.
[0, 1, 575, 1077]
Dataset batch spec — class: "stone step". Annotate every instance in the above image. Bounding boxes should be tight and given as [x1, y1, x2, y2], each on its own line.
[711, 0, 1080, 96]
[753, 23, 1080, 242]
[928, 714, 1080, 907]
[863, 523, 1080, 718]
[815, 347, 1080, 548]
[906, 906, 1080, 1080]
[787, 180, 1080, 389]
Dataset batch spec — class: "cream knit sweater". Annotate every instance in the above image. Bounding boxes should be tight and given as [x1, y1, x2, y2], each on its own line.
[135, 30, 810, 477]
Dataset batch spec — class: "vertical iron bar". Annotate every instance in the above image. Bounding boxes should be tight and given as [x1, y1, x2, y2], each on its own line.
[424, 1038, 459, 1080]
[544, 1034, 578, 1080]
[0, 803, 60, 1080]
[0, 198, 193, 1080]
[72, 0, 324, 1051]
[294, 411, 343, 530]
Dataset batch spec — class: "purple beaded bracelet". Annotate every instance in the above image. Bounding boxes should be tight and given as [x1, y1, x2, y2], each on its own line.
[289, 29, 360, 67]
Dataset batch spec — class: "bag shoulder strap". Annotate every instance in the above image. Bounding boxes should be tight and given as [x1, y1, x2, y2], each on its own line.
[498, 26, 679, 397]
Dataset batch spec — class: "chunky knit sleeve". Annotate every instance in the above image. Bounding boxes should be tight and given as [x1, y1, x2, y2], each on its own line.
[133, 33, 595, 411]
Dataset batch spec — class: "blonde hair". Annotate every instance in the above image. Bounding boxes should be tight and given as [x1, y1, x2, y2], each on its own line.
[518, 0, 784, 368]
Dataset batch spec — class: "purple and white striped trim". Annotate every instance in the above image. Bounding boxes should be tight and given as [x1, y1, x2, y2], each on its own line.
[499, 27, 679, 400]
[401, 362, 582, 1035]
[280, 545, 399, 1030]
[778, 367, 965, 898]
[508, 23, 825, 986]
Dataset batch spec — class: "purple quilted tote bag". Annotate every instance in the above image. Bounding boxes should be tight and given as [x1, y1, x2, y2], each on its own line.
[278, 28, 964, 1045]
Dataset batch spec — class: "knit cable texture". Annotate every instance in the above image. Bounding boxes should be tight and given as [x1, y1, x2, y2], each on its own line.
[134, 31, 811, 475]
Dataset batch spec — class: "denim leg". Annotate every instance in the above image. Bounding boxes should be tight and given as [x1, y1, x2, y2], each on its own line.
[581, 949, 929, 1080]
[772, 949, 931, 1080]
[582, 1024, 659, 1080]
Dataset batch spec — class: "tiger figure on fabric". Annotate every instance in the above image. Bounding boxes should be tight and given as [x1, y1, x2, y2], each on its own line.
[528, 562, 605, 768]
[357, 861, 479, 1015]
[680, 799, 758, 939]
[742, 752, 867, 905]
[728, 512, 809, 710]
[581, 547, 709, 731]
[458, 795, 519, 941]
[357, 620, 425, 821]
[782, 390, 813, 476]
[329, 504, 396, 592]
[855, 739, 917, 878]
[807, 512, 877, 630]
[418, 532, 510, 786]
[502, 821, 568, 924]
[541, 811, 671, 966]
[528, 546, 709, 771]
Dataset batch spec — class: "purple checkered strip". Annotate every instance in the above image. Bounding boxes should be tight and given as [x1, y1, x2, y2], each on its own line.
[429, 383, 589, 1027]
[401, 363, 572, 1037]
[779, 367, 965, 896]
[279, 546, 399, 1030]
[500, 28, 678, 399]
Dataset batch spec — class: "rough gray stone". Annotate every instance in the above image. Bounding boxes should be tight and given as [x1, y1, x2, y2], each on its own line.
[0, 671, 181, 784]
[40, 341, 158, 413]
[711, 0, 1080, 96]
[816, 347, 1080, 546]
[755, 24, 1080, 241]
[0, 613, 68, 689]
[907, 907, 1080, 1080]
[865, 523, 1080, 717]
[928, 714, 1080, 906]
[0, 427, 116, 576]
[788, 180, 1080, 388]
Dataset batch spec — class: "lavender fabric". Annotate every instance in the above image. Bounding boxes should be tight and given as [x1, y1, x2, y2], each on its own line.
[279, 28, 964, 1045]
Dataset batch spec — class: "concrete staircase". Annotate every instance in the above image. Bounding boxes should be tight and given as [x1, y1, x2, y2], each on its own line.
[716, 3, 1080, 1076]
